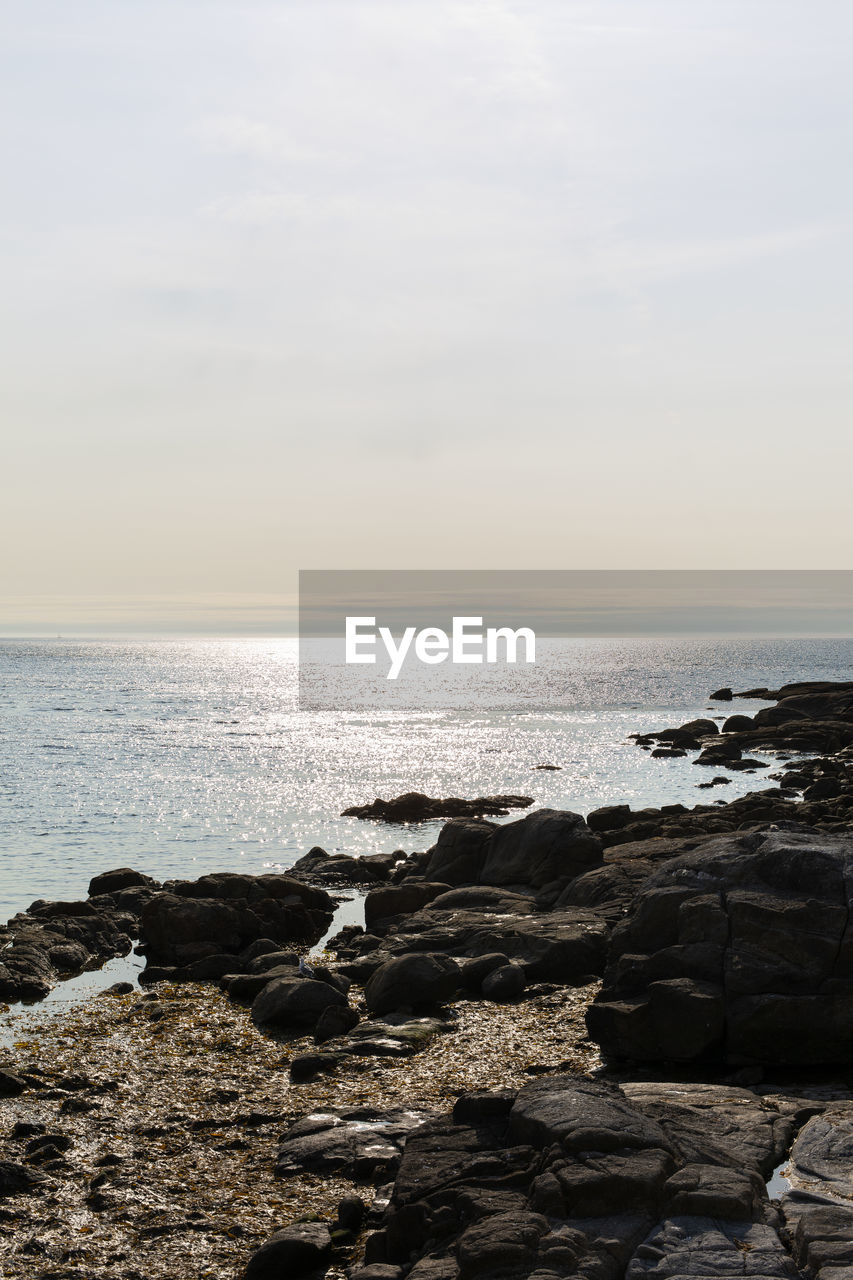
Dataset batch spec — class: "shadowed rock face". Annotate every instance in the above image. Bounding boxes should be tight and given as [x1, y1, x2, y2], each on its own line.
[424, 808, 604, 893]
[140, 873, 335, 968]
[587, 827, 853, 1065]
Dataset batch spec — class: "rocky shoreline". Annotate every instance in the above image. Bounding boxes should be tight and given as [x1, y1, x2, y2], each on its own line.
[3, 678, 853, 1279]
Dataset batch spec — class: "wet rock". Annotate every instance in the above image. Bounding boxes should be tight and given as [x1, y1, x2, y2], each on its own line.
[243, 1222, 332, 1279]
[710, 687, 734, 700]
[422, 821, 496, 885]
[342, 793, 534, 822]
[365, 953, 461, 1015]
[275, 1108, 435, 1180]
[251, 977, 348, 1029]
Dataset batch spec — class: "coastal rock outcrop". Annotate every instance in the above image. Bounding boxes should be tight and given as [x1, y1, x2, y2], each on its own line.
[587, 826, 853, 1065]
[348, 1075, 813, 1280]
[342, 793, 534, 822]
[139, 873, 335, 970]
[422, 808, 603, 893]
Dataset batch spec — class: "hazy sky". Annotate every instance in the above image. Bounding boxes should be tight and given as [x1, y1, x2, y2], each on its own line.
[2, 2, 852, 631]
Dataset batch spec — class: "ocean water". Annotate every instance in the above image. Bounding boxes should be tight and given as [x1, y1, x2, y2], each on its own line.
[1, 635, 852, 924]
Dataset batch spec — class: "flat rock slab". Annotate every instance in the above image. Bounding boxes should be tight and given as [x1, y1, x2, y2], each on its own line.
[626, 1217, 800, 1278]
[275, 1108, 436, 1181]
[385, 906, 609, 983]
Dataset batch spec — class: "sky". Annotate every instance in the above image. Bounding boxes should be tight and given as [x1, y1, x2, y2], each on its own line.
[1, 2, 852, 632]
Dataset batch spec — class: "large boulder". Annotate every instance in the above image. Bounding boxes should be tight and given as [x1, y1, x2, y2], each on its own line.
[365, 953, 461, 1015]
[251, 977, 347, 1029]
[140, 873, 334, 968]
[477, 809, 603, 890]
[587, 827, 853, 1065]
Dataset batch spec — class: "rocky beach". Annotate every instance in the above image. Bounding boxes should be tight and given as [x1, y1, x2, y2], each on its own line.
[4, 678, 853, 1279]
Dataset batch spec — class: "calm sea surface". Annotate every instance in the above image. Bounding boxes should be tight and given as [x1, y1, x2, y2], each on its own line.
[2, 636, 852, 923]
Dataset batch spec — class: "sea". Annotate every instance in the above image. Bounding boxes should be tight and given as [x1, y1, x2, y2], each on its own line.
[2, 635, 853, 926]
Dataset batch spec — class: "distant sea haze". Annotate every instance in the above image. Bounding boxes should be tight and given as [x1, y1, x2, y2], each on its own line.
[1, 634, 852, 923]
[3, 571, 853, 637]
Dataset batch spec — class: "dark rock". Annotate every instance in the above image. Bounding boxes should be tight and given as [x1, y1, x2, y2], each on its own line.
[478, 809, 603, 890]
[710, 687, 734, 700]
[365, 953, 461, 1015]
[337, 1194, 366, 1231]
[243, 1222, 332, 1279]
[140, 874, 335, 969]
[459, 953, 511, 990]
[88, 867, 156, 896]
[457, 1210, 549, 1276]
[314, 1003, 360, 1043]
[364, 883, 452, 929]
[588, 826, 853, 1064]
[587, 805, 633, 833]
[422, 821, 496, 885]
[481, 963, 525, 1002]
[722, 714, 755, 732]
[342, 793, 534, 822]
[0, 1160, 48, 1197]
[379, 903, 608, 984]
[0, 1070, 27, 1097]
[289, 1052, 340, 1082]
[627, 1218, 799, 1278]
[251, 977, 348, 1029]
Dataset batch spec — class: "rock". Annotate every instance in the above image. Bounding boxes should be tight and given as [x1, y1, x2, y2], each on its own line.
[722, 714, 755, 732]
[587, 805, 633, 833]
[662, 1163, 766, 1219]
[457, 1210, 549, 1276]
[0, 1160, 48, 1197]
[337, 1194, 366, 1230]
[314, 1003, 360, 1043]
[140, 874, 335, 968]
[459, 953, 511, 990]
[0, 1070, 28, 1097]
[364, 882, 452, 929]
[376, 903, 608, 984]
[365, 954, 461, 1015]
[651, 748, 686, 758]
[88, 867, 156, 896]
[481, 963, 525, 1002]
[477, 809, 603, 890]
[251, 977, 348, 1029]
[342, 793, 534, 822]
[275, 1108, 434, 1180]
[587, 826, 853, 1064]
[422, 821, 496, 885]
[508, 1077, 673, 1154]
[626, 1219, 799, 1278]
[710, 687, 734, 700]
[243, 1222, 332, 1279]
[289, 1052, 339, 1082]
